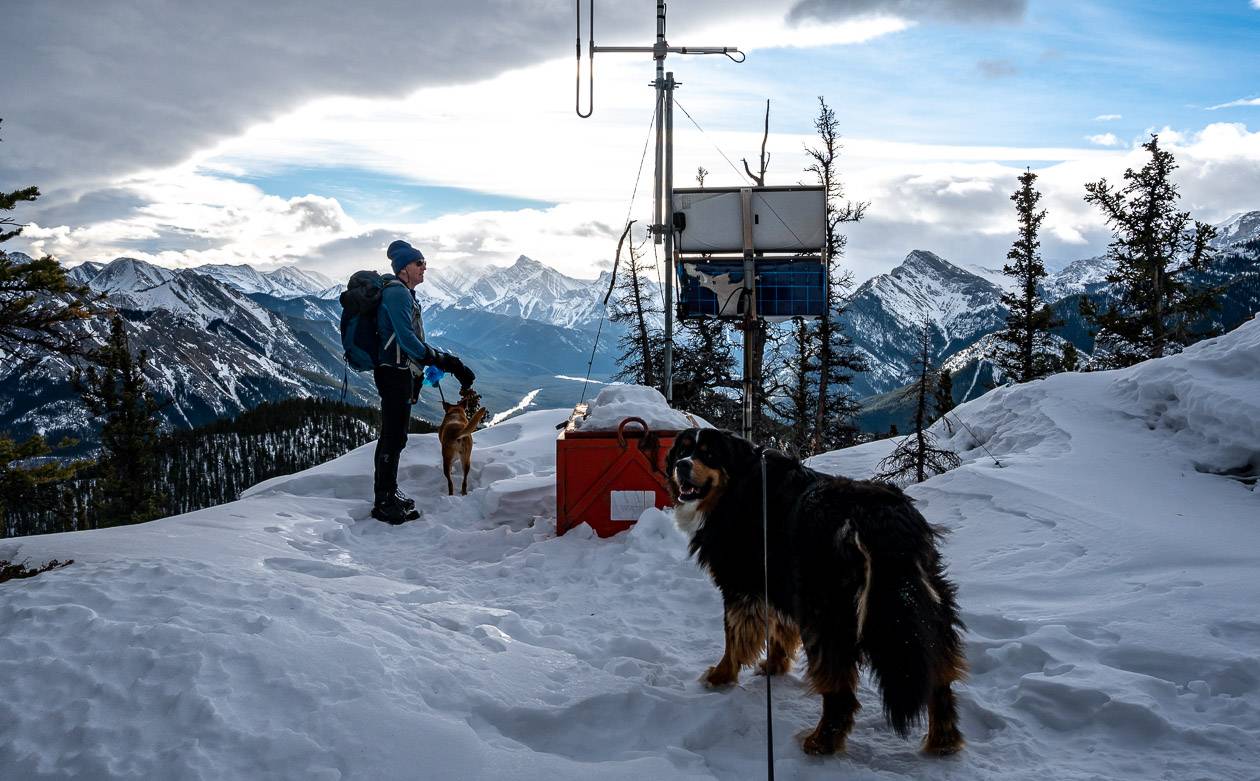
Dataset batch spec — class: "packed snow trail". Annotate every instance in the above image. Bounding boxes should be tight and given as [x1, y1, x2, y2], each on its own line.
[2, 320, 1258, 779]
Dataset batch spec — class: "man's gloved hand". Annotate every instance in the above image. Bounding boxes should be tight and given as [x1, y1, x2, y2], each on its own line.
[428, 349, 454, 371]
[449, 357, 475, 390]
[431, 350, 475, 390]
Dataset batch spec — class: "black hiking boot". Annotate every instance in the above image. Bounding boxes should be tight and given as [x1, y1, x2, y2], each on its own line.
[394, 489, 420, 520]
[371, 494, 412, 525]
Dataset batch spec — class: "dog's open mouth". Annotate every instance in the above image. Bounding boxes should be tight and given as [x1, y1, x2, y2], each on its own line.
[676, 475, 710, 503]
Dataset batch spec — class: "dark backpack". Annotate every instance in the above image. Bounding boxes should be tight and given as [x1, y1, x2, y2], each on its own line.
[339, 270, 400, 371]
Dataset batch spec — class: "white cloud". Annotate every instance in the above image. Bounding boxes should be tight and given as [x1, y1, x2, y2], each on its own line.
[788, 0, 1026, 24]
[1207, 97, 1260, 110]
[9, 17, 1258, 290]
[0, 0, 824, 192]
[1086, 133, 1122, 147]
[21, 167, 358, 270]
[24, 111, 1258, 286]
[695, 13, 911, 49]
[1094, 114, 1122, 121]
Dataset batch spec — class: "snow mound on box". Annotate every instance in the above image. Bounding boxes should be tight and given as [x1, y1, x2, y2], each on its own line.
[572, 384, 711, 432]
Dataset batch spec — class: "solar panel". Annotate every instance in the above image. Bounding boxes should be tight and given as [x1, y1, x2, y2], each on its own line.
[678, 260, 827, 320]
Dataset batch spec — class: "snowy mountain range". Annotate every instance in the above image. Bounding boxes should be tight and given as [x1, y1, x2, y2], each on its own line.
[5, 210, 1255, 445]
[67, 259, 341, 301]
[843, 210, 1260, 398]
[3, 254, 624, 448]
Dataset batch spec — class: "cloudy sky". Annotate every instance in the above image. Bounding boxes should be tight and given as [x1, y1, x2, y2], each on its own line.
[3, 0, 1259, 284]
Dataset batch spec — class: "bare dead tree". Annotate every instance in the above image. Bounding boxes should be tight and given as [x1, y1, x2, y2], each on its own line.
[875, 322, 961, 485]
[741, 100, 770, 187]
[805, 96, 868, 453]
[610, 227, 663, 387]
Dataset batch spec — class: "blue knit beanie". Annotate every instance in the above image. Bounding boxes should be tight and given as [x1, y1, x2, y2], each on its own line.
[387, 240, 425, 274]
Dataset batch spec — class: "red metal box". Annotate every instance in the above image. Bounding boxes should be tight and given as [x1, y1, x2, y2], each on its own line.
[556, 412, 678, 537]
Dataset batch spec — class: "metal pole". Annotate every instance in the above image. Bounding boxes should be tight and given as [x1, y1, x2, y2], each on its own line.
[653, 94, 663, 245]
[652, 0, 666, 246]
[740, 188, 757, 440]
[574, 0, 740, 407]
[664, 71, 675, 403]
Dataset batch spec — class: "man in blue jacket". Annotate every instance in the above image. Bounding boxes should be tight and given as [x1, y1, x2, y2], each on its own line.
[372, 239, 476, 524]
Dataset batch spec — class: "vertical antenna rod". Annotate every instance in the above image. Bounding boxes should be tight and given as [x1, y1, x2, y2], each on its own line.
[575, 0, 593, 117]
[574, 0, 742, 404]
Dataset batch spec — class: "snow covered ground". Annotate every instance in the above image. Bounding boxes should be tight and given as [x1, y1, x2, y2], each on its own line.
[2, 320, 1258, 779]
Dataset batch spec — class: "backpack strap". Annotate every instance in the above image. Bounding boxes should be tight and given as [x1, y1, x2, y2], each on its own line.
[381, 279, 414, 366]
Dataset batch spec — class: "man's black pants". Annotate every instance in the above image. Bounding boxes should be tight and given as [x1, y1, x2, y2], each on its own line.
[373, 365, 413, 504]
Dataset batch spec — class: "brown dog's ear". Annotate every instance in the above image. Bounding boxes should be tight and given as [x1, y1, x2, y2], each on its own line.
[442, 402, 456, 412]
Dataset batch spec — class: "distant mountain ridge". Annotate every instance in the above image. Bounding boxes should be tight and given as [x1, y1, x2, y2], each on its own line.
[4, 254, 622, 449]
[12, 209, 1256, 445]
[850, 210, 1260, 431]
[839, 249, 1008, 397]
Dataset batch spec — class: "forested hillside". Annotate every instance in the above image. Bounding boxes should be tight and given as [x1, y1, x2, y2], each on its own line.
[3, 398, 433, 538]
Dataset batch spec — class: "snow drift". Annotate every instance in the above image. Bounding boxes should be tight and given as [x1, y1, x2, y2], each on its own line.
[2, 319, 1258, 779]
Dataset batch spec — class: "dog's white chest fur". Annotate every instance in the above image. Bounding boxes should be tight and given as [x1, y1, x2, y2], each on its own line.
[673, 502, 706, 537]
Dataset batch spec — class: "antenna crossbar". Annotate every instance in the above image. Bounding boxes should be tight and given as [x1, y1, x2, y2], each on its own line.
[574, 0, 743, 408]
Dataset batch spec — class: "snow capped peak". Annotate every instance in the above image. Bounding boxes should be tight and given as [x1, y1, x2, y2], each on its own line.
[193, 263, 339, 299]
[66, 260, 106, 285]
[1213, 210, 1260, 247]
[460, 255, 605, 329]
[867, 249, 1004, 329]
[1042, 254, 1115, 300]
[842, 250, 1007, 396]
[263, 265, 337, 296]
[511, 254, 545, 270]
[89, 257, 177, 294]
[895, 250, 996, 289]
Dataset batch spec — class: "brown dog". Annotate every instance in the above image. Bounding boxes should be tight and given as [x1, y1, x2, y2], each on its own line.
[438, 395, 486, 496]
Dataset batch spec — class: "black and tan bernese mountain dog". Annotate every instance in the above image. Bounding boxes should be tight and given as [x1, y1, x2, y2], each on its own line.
[666, 427, 966, 756]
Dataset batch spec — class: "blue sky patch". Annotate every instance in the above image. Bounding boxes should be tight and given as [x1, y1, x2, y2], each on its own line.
[217, 166, 555, 222]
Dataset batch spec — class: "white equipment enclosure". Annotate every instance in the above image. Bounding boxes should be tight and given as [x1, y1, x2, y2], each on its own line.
[672, 186, 827, 255]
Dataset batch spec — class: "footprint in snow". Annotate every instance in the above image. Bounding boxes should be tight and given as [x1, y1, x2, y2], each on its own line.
[264, 557, 362, 579]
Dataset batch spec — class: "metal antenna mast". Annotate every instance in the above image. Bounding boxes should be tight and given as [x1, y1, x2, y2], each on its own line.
[576, 0, 743, 403]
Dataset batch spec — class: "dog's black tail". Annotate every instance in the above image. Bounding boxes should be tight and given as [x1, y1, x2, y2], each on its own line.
[858, 510, 965, 738]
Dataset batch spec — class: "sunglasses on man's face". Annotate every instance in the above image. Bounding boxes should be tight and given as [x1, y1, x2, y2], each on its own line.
[413, 260, 427, 269]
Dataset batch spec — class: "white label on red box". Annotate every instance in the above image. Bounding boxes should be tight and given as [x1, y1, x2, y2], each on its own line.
[610, 490, 656, 521]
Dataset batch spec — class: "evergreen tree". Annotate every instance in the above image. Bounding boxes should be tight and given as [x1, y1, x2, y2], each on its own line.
[876, 323, 961, 485]
[609, 227, 665, 388]
[805, 96, 868, 453]
[0, 435, 85, 537]
[5, 398, 398, 538]
[0, 117, 96, 535]
[1082, 134, 1217, 367]
[2, 119, 95, 361]
[671, 317, 741, 430]
[74, 314, 166, 527]
[996, 168, 1061, 383]
[1060, 341, 1079, 372]
[764, 316, 818, 457]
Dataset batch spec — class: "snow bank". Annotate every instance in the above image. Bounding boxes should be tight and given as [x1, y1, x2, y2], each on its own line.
[2, 322, 1259, 779]
[571, 384, 710, 433]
